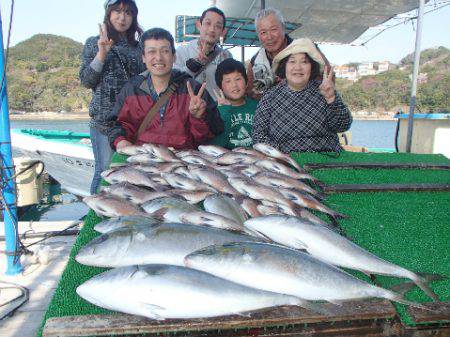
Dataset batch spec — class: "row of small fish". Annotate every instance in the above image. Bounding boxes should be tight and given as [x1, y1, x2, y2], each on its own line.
[84, 143, 346, 226]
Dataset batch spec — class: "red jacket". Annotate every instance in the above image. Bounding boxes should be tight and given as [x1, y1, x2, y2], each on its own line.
[107, 70, 223, 149]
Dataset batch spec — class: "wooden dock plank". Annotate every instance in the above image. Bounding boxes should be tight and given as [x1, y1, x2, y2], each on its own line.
[43, 300, 398, 337]
[407, 301, 450, 323]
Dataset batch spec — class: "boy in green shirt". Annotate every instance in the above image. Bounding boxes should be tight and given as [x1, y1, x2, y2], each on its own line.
[210, 58, 258, 149]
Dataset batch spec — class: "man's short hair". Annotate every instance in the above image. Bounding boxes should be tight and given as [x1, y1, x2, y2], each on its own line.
[200, 7, 226, 29]
[215, 58, 248, 88]
[140, 28, 175, 54]
[255, 7, 285, 30]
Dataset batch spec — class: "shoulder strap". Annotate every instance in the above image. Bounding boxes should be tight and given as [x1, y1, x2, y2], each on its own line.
[134, 83, 178, 143]
[192, 47, 221, 77]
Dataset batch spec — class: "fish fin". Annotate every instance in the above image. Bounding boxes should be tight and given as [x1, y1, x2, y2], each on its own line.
[326, 299, 345, 306]
[149, 208, 168, 220]
[140, 303, 166, 320]
[293, 239, 308, 250]
[297, 298, 337, 316]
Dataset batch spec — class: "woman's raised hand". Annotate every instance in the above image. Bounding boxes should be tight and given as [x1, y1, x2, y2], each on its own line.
[319, 66, 336, 104]
[97, 23, 113, 61]
[187, 81, 207, 118]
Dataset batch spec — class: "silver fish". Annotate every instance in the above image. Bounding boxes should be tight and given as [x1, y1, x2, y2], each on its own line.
[116, 144, 148, 156]
[233, 196, 262, 218]
[103, 182, 156, 204]
[76, 264, 311, 320]
[181, 154, 215, 166]
[253, 143, 305, 173]
[179, 211, 251, 234]
[232, 147, 267, 159]
[161, 173, 216, 192]
[198, 144, 230, 157]
[228, 178, 296, 208]
[215, 152, 259, 165]
[255, 159, 315, 181]
[83, 194, 144, 218]
[203, 194, 248, 224]
[133, 162, 184, 174]
[94, 215, 160, 233]
[189, 167, 240, 196]
[185, 242, 428, 309]
[278, 188, 346, 219]
[143, 143, 180, 163]
[253, 172, 324, 199]
[127, 153, 164, 164]
[75, 222, 262, 267]
[101, 167, 167, 191]
[244, 216, 438, 301]
[168, 189, 215, 204]
[142, 197, 200, 222]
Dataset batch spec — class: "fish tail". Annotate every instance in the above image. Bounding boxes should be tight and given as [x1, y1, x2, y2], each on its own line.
[386, 292, 433, 311]
[410, 273, 441, 302]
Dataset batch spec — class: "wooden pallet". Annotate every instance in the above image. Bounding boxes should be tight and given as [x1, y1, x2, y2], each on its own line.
[43, 300, 398, 337]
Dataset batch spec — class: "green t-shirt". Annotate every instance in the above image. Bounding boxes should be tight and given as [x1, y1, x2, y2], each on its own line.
[210, 98, 258, 149]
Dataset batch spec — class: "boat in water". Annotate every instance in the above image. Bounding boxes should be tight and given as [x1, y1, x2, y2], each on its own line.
[11, 129, 94, 197]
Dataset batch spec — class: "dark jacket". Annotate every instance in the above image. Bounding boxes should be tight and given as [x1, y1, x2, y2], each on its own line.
[252, 80, 352, 153]
[107, 69, 224, 150]
[79, 36, 145, 133]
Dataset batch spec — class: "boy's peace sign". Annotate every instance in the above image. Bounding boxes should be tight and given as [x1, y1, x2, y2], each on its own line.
[319, 66, 336, 104]
[187, 81, 207, 118]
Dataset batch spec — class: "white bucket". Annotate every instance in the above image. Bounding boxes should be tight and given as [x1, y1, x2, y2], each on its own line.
[13, 157, 44, 207]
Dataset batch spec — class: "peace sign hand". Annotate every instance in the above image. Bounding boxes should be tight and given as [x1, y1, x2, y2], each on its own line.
[97, 23, 113, 62]
[187, 81, 207, 118]
[319, 66, 336, 104]
[213, 88, 231, 106]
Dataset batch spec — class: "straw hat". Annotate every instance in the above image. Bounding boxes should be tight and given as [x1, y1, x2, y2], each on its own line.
[272, 38, 325, 74]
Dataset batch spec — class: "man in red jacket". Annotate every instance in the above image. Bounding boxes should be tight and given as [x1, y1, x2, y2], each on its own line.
[107, 28, 223, 151]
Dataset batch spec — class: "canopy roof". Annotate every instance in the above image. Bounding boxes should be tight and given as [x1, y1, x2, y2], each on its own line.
[175, 0, 428, 46]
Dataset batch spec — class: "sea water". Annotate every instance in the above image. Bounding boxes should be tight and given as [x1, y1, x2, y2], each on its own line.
[10, 119, 398, 149]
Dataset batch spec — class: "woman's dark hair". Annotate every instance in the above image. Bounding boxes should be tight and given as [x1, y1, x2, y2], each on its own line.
[140, 28, 176, 55]
[215, 58, 248, 88]
[104, 0, 143, 45]
[275, 53, 320, 82]
[200, 7, 226, 29]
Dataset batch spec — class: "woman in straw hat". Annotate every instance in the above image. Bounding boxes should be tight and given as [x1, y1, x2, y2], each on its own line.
[80, 0, 145, 194]
[252, 38, 352, 153]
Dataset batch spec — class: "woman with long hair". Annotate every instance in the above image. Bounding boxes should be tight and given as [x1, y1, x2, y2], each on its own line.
[80, 0, 144, 194]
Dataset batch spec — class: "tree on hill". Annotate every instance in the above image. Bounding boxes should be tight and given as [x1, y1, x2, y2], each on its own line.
[337, 46, 450, 113]
[6, 34, 90, 112]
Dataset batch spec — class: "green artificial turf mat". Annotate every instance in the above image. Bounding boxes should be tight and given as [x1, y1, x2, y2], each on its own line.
[291, 152, 450, 166]
[39, 152, 450, 336]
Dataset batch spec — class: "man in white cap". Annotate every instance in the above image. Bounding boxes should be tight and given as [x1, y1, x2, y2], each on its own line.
[247, 7, 331, 98]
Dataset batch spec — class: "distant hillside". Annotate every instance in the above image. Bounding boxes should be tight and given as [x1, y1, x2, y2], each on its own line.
[5, 35, 450, 115]
[6, 34, 90, 113]
[337, 46, 450, 113]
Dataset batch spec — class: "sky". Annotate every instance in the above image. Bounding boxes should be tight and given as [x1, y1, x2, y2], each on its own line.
[1, 0, 449, 65]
